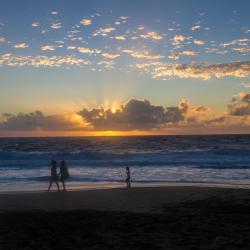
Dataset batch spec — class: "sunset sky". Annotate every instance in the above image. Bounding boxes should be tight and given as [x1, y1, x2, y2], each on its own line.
[0, 0, 250, 136]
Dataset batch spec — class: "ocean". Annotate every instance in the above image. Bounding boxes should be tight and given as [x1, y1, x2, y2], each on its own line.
[0, 135, 250, 192]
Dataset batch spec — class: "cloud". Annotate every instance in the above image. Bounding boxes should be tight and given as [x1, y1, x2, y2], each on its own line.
[122, 50, 165, 60]
[1, 95, 249, 132]
[191, 25, 201, 31]
[232, 47, 250, 54]
[204, 116, 226, 125]
[178, 50, 198, 56]
[78, 99, 187, 130]
[168, 51, 198, 60]
[80, 19, 91, 26]
[77, 47, 102, 55]
[78, 47, 95, 54]
[51, 22, 62, 29]
[132, 61, 250, 80]
[115, 16, 129, 25]
[241, 82, 250, 88]
[228, 92, 250, 116]
[93, 27, 115, 37]
[0, 36, 5, 43]
[41, 45, 55, 51]
[97, 60, 116, 69]
[194, 39, 205, 45]
[67, 46, 77, 50]
[13, 43, 29, 49]
[0, 111, 87, 131]
[31, 22, 40, 27]
[120, 16, 129, 20]
[140, 31, 162, 40]
[115, 36, 126, 40]
[102, 53, 120, 59]
[0, 54, 90, 67]
[173, 34, 187, 43]
[51, 11, 58, 15]
[221, 38, 249, 48]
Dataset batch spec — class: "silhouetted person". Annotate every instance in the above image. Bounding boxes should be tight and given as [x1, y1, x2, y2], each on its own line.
[47, 160, 60, 192]
[125, 167, 131, 188]
[59, 160, 69, 191]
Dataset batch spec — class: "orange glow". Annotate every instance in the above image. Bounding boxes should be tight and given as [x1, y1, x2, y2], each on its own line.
[102, 99, 122, 113]
[64, 114, 85, 125]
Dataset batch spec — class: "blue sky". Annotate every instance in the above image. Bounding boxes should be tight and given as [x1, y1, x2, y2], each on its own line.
[0, 0, 250, 135]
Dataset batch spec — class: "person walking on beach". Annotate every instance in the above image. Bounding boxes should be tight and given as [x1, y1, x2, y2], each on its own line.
[47, 160, 60, 192]
[125, 167, 131, 188]
[59, 160, 69, 191]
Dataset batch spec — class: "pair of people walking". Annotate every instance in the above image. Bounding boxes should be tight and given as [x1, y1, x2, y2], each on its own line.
[48, 160, 69, 192]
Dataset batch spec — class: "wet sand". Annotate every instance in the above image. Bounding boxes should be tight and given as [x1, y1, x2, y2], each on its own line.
[1, 186, 250, 249]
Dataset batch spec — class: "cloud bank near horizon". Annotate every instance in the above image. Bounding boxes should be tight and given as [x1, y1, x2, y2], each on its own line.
[1, 93, 250, 133]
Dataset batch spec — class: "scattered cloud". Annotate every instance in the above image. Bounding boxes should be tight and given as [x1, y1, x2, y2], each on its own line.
[115, 35, 126, 40]
[51, 22, 62, 29]
[191, 24, 202, 31]
[221, 38, 249, 48]
[67, 46, 77, 50]
[168, 50, 198, 60]
[13, 43, 29, 49]
[102, 53, 120, 59]
[122, 50, 165, 60]
[93, 27, 115, 36]
[31, 22, 40, 27]
[140, 31, 162, 40]
[80, 19, 91, 26]
[51, 11, 58, 15]
[41, 45, 55, 51]
[132, 61, 250, 80]
[232, 47, 250, 54]
[114, 16, 129, 25]
[194, 39, 205, 45]
[0, 36, 5, 43]
[168, 53, 179, 60]
[173, 34, 187, 43]
[97, 60, 116, 69]
[241, 82, 250, 88]
[0, 54, 90, 67]
[179, 50, 198, 56]
[78, 47, 94, 54]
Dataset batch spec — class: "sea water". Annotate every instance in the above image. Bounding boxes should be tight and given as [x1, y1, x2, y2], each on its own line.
[0, 135, 250, 192]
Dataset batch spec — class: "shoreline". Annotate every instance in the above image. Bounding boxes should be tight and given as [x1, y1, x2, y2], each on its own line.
[1, 180, 250, 195]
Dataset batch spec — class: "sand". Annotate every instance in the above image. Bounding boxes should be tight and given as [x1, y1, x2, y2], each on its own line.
[1, 186, 250, 249]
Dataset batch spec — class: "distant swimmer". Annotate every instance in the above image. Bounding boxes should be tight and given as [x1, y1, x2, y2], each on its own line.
[125, 167, 131, 188]
[47, 160, 60, 192]
[59, 160, 70, 191]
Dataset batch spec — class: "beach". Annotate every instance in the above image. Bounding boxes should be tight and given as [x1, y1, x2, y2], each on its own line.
[1, 186, 250, 249]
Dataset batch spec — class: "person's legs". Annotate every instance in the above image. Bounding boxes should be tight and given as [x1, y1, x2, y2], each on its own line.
[126, 179, 130, 188]
[62, 180, 66, 191]
[47, 180, 53, 192]
[55, 181, 60, 191]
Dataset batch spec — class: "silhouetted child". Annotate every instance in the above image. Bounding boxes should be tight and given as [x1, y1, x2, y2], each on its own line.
[59, 160, 69, 191]
[47, 160, 60, 192]
[125, 167, 131, 188]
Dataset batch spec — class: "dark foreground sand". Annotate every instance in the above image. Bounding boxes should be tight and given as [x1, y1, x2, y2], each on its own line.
[1, 186, 250, 249]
